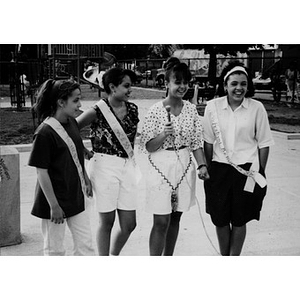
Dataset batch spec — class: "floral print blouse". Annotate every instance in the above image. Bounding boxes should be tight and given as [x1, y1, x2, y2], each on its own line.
[140, 100, 203, 152]
[90, 98, 139, 157]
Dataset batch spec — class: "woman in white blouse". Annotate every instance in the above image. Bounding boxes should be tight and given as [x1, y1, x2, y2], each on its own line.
[203, 60, 274, 256]
[140, 57, 209, 256]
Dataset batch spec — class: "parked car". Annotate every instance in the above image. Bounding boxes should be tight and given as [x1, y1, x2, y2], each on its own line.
[142, 70, 151, 79]
[155, 68, 165, 86]
[134, 70, 143, 83]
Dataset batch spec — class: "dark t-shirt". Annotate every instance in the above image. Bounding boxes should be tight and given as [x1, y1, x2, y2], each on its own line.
[28, 117, 85, 219]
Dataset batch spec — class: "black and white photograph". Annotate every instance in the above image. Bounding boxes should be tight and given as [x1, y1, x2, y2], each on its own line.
[0, 2, 298, 299]
[1, 43, 299, 256]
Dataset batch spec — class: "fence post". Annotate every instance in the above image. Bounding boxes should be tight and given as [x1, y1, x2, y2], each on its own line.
[0, 146, 21, 247]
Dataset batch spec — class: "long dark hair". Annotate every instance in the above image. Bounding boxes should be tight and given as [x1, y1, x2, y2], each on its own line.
[102, 68, 137, 94]
[164, 57, 192, 83]
[32, 79, 80, 122]
[216, 60, 254, 97]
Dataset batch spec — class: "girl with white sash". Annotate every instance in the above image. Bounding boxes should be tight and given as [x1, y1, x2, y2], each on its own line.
[203, 61, 274, 256]
[140, 58, 209, 256]
[29, 79, 94, 256]
[77, 68, 139, 256]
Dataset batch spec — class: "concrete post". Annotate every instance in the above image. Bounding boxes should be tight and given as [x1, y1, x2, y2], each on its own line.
[0, 146, 21, 247]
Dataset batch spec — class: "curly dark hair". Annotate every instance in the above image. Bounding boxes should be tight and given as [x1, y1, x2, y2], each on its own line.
[163, 57, 192, 83]
[216, 60, 254, 98]
[102, 68, 137, 94]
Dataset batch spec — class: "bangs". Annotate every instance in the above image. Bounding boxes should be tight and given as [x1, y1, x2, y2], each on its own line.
[172, 64, 191, 82]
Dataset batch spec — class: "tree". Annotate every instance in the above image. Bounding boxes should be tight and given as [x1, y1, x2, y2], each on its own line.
[103, 44, 151, 60]
[148, 44, 182, 58]
[183, 44, 262, 87]
[148, 44, 266, 87]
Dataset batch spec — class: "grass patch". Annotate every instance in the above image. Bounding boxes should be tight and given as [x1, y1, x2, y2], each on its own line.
[1, 86, 300, 145]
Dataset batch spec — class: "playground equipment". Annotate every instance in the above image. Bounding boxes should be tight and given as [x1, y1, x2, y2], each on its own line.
[82, 52, 116, 88]
[83, 66, 105, 89]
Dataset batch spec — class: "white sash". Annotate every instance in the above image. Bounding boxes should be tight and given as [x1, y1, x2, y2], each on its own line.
[44, 117, 87, 196]
[96, 100, 142, 183]
[208, 101, 267, 192]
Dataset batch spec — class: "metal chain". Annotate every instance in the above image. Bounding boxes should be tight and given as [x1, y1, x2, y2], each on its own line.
[171, 114, 220, 255]
[148, 153, 192, 193]
[148, 113, 192, 193]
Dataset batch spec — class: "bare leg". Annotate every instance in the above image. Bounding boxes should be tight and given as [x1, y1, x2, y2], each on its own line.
[216, 224, 246, 256]
[163, 211, 182, 256]
[111, 209, 136, 256]
[216, 225, 231, 256]
[149, 214, 170, 256]
[229, 225, 246, 256]
[96, 211, 115, 256]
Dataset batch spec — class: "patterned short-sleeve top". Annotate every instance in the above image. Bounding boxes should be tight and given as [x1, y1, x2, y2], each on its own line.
[140, 100, 203, 151]
[90, 98, 139, 157]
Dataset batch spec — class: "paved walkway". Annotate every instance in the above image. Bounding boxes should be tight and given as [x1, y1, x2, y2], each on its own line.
[1, 96, 300, 256]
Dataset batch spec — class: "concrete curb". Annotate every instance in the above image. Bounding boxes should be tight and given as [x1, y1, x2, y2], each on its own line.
[271, 131, 300, 140]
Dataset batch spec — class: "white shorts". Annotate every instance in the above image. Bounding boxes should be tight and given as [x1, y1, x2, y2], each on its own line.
[145, 148, 196, 215]
[87, 153, 138, 213]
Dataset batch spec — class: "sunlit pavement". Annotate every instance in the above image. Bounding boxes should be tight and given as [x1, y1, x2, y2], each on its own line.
[1, 95, 300, 256]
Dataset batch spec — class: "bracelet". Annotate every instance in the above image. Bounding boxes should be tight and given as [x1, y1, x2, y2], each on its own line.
[197, 164, 207, 170]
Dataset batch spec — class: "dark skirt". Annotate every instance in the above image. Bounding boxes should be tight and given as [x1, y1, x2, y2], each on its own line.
[204, 161, 267, 227]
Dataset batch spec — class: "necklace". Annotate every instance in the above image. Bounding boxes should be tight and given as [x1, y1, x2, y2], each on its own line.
[148, 119, 192, 212]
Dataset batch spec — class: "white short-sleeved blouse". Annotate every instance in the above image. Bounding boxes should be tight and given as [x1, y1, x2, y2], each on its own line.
[140, 100, 203, 151]
[203, 96, 275, 165]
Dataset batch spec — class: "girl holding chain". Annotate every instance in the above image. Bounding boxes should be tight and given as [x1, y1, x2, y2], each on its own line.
[203, 60, 274, 256]
[140, 57, 209, 256]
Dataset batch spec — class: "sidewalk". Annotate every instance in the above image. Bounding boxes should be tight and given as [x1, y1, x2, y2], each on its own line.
[1, 96, 300, 255]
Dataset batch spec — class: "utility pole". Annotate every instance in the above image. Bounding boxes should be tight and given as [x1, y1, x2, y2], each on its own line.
[15, 44, 22, 110]
[98, 45, 104, 98]
[77, 44, 80, 84]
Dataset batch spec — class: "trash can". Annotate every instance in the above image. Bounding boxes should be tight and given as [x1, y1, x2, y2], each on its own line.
[0, 146, 21, 247]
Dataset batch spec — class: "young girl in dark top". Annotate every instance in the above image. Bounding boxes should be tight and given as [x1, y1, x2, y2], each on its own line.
[77, 68, 139, 256]
[29, 79, 94, 256]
